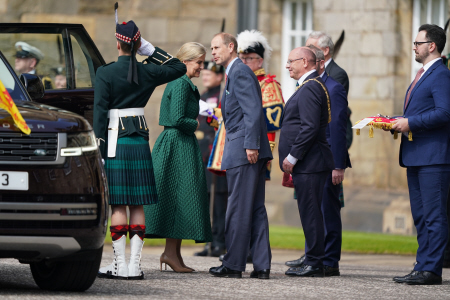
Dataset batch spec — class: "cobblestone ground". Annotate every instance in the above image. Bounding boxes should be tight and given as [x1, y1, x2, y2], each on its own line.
[0, 247, 449, 299]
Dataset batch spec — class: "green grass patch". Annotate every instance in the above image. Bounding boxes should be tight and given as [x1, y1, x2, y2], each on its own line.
[104, 224, 418, 255]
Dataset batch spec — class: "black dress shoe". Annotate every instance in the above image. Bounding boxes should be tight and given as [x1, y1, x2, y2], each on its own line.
[393, 270, 420, 283]
[286, 264, 324, 277]
[405, 271, 442, 285]
[250, 269, 270, 279]
[285, 254, 305, 267]
[285, 266, 301, 276]
[211, 247, 226, 257]
[324, 265, 340, 276]
[209, 265, 242, 278]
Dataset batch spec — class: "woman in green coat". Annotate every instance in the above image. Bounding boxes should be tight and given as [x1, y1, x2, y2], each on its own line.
[145, 42, 212, 272]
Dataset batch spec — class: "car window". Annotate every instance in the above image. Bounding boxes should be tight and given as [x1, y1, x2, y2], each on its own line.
[70, 35, 93, 89]
[0, 33, 67, 91]
[0, 55, 27, 102]
[69, 29, 103, 89]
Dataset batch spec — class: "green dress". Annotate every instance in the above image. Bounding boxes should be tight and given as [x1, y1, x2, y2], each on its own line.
[144, 75, 212, 243]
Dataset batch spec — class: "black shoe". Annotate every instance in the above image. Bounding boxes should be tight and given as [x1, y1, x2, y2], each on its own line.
[393, 270, 420, 283]
[250, 269, 270, 279]
[219, 254, 224, 261]
[194, 244, 210, 257]
[211, 247, 226, 257]
[285, 266, 301, 276]
[404, 271, 442, 285]
[285, 254, 305, 267]
[324, 265, 340, 277]
[209, 265, 242, 278]
[285, 264, 324, 277]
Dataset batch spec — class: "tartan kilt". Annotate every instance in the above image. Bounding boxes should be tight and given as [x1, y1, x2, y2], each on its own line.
[104, 135, 158, 206]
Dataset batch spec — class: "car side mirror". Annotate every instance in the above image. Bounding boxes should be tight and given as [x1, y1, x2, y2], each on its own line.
[20, 73, 44, 100]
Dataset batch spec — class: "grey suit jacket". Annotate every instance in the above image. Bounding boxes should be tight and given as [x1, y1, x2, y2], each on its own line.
[220, 59, 272, 170]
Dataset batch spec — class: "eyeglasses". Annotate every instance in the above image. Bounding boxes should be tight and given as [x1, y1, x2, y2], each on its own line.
[286, 57, 304, 65]
[413, 41, 432, 47]
[239, 56, 260, 63]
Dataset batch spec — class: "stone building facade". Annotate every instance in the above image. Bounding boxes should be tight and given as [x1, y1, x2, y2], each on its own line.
[2, 0, 449, 229]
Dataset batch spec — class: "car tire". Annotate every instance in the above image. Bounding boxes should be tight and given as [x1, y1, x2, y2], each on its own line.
[30, 246, 103, 291]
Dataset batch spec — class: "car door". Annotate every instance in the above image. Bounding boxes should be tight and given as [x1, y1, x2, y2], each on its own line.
[0, 23, 105, 125]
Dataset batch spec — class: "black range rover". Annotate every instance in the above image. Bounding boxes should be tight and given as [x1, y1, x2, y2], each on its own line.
[0, 23, 108, 291]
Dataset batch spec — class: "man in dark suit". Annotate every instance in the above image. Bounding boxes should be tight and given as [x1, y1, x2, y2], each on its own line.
[392, 24, 450, 285]
[287, 45, 351, 277]
[279, 47, 334, 277]
[286, 31, 352, 269]
[209, 33, 273, 279]
[307, 31, 353, 149]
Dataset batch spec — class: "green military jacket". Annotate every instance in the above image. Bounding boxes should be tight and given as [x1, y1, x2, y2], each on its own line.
[93, 47, 186, 158]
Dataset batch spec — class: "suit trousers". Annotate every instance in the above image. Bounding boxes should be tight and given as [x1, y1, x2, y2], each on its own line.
[222, 159, 271, 272]
[304, 171, 342, 268]
[408, 164, 450, 276]
[292, 171, 329, 267]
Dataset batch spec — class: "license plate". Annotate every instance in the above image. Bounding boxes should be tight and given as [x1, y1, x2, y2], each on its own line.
[0, 171, 28, 190]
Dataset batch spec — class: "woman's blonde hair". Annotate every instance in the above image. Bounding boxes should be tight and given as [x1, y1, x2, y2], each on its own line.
[176, 42, 207, 62]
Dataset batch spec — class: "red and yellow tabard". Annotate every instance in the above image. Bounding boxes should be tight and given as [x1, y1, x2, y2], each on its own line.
[207, 68, 284, 176]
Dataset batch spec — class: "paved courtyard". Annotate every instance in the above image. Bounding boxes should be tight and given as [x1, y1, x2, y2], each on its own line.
[0, 246, 449, 299]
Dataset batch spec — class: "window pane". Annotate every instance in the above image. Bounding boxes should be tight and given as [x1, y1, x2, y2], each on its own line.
[291, 2, 297, 30]
[291, 36, 296, 50]
[420, 0, 427, 25]
[431, 0, 441, 24]
[302, 2, 308, 30]
[0, 33, 66, 91]
[70, 35, 93, 88]
[301, 36, 306, 47]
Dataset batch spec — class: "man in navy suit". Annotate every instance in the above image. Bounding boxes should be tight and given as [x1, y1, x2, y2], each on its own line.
[279, 47, 334, 277]
[286, 45, 351, 277]
[209, 33, 273, 279]
[392, 24, 450, 285]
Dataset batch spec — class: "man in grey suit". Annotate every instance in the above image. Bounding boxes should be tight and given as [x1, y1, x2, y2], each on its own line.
[209, 32, 273, 279]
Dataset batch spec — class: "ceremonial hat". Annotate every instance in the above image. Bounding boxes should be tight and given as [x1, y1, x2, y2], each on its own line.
[114, 2, 141, 84]
[204, 61, 224, 74]
[236, 30, 272, 70]
[51, 66, 65, 76]
[14, 41, 44, 62]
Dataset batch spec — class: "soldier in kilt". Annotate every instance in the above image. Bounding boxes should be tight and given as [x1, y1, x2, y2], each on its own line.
[94, 3, 186, 280]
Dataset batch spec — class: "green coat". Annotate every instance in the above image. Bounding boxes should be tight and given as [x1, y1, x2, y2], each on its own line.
[144, 75, 212, 243]
[93, 48, 186, 158]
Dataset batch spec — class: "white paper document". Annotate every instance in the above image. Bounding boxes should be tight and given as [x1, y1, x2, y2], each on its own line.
[199, 100, 214, 117]
[352, 118, 374, 129]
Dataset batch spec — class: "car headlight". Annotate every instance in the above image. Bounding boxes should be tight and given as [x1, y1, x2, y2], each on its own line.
[61, 131, 98, 156]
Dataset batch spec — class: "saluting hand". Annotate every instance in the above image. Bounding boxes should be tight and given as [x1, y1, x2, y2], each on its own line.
[246, 149, 259, 164]
[282, 157, 294, 174]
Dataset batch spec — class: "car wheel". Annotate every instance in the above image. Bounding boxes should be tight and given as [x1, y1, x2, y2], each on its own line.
[30, 246, 103, 291]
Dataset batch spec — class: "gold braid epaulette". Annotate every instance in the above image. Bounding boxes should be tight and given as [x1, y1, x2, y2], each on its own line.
[296, 77, 331, 123]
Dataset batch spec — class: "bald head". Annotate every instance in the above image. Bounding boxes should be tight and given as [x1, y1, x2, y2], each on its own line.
[286, 47, 317, 80]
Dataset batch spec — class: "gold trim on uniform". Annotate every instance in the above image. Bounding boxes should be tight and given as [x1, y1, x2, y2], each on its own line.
[296, 77, 331, 124]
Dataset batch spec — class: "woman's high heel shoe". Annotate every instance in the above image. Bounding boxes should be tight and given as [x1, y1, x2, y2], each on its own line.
[160, 253, 192, 273]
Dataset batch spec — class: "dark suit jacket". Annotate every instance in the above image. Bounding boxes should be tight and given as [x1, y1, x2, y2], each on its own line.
[322, 72, 351, 169]
[400, 59, 450, 167]
[278, 71, 334, 174]
[325, 59, 349, 95]
[221, 58, 272, 170]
